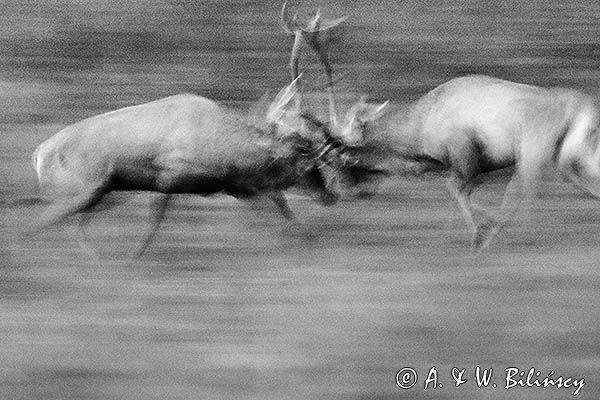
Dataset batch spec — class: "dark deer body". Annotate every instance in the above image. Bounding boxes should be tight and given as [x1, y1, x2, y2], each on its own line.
[27, 3, 354, 256]
[31, 82, 338, 255]
[34, 93, 324, 199]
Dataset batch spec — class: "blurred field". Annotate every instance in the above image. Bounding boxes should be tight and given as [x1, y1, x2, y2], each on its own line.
[3, 1, 600, 399]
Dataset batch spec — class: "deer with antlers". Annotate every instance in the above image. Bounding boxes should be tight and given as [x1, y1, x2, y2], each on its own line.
[334, 77, 600, 249]
[284, 3, 600, 249]
[28, 6, 347, 257]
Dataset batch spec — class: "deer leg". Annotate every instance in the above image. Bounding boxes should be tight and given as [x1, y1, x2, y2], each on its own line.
[25, 186, 108, 259]
[299, 165, 340, 206]
[135, 193, 172, 257]
[559, 151, 600, 199]
[446, 173, 478, 234]
[476, 148, 546, 249]
[27, 186, 106, 235]
[499, 168, 534, 224]
[446, 136, 504, 248]
[474, 171, 524, 250]
[77, 190, 126, 260]
[568, 173, 600, 199]
[268, 191, 296, 221]
[77, 208, 101, 260]
[315, 164, 341, 206]
[445, 134, 490, 233]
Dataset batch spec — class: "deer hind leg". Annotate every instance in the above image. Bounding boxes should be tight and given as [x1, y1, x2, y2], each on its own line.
[26, 185, 108, 258]
[29, 186, 106, 234]
[564, 168, 600, 199]
[135, 193, 172, 257]
[77, 207, 102, 260]
[556, 102, 600, 197]
[558, 148, 600, 199]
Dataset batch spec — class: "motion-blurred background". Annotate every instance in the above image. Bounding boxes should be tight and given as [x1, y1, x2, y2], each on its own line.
[2, 1, 600, 399]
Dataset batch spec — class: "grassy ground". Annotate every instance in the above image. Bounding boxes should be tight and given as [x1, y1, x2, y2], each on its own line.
[2, 1, 600, 399]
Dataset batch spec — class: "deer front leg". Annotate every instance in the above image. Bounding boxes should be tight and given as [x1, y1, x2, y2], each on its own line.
[474, 171, 524, 250]
[268, 191, 296, 221]
[446, 173, 479, 235]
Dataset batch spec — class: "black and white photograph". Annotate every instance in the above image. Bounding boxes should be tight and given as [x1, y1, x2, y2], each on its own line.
[1, 0, 599, 398]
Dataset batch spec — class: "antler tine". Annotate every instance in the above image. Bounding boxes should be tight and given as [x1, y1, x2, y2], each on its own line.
[304, 28, 339, 127]
[281, 2, 347, 130]
[281, 1, 297, 34]
[289, 30, 303, 82]
[283, 1, 305, 116]
[282, 1, 347, 34]
[289, 29, 304, 114]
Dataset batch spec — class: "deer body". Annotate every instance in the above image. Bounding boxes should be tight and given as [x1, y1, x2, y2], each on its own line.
[26, 2, 352, 257]
[416, 76, 585, 167]
[280, 3, 600, 248]
[341, 75, 600, 248]
[363, 76, 577, 170]
[34, 94, 309, 198]
[31, 85, 338, 255]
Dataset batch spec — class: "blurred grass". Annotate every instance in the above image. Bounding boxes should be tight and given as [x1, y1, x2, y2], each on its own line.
[3, 1, 600, 399]
[2, 0, 600, 126]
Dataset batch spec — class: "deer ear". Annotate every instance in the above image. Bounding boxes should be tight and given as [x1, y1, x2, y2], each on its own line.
[266, 76, 301, 125]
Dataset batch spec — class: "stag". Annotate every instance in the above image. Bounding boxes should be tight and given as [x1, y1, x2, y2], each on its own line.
[331, 74, 600, 249]
[282, 5, 600, 248]
[28, 7, 347, 256]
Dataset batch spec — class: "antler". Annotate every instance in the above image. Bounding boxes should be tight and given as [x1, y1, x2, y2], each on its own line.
[281, 1, 347, 34]
[281, 1, 346, 128]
